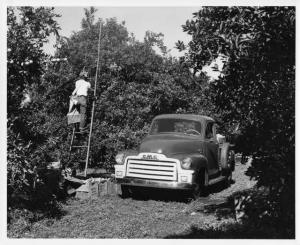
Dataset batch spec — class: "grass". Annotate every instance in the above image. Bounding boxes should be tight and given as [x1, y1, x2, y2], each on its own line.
[8, 161, 293, 238]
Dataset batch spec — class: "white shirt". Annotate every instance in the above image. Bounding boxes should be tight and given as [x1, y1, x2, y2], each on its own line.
[73, 79, 91, 96]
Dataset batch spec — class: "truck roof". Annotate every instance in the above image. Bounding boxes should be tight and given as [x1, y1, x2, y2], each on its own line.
[153, 114, 215, 123]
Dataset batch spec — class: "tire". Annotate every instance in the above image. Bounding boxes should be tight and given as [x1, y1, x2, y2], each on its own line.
[192, 169, 209, 199]
[121, 185, 131, 198]
[229, 150, 235, 172]
[225, 169, 233, 188]
[220, 143, 233, 172]
[222, 149, 234, 188]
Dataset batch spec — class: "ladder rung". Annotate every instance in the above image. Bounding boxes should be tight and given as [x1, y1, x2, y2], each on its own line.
[72, 145, 88, 148]
[74, 130, 89, 134]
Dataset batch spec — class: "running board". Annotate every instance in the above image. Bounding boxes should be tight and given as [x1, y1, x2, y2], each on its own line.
[208, 175, 226, 186]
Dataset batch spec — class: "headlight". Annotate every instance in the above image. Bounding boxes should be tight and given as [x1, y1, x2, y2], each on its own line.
[181, 157, 192, 169]
[115, 153, 125, 164]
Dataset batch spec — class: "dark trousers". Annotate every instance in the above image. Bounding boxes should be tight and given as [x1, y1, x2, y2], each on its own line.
[76, 96, 87, 129]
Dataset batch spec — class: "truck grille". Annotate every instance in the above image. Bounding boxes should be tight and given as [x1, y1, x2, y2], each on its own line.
[126, 158, 177, 181]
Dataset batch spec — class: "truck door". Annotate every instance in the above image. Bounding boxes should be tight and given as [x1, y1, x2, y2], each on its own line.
[204, 122, 219, 175]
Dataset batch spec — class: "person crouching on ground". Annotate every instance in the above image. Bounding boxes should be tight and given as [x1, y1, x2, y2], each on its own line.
[71, 71, 92, 132]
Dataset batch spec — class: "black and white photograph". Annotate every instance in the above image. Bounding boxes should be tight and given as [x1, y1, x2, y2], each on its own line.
[4, 0, 296, 240]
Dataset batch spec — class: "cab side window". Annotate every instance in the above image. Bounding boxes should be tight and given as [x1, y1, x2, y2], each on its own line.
[205, 122, 214, 139]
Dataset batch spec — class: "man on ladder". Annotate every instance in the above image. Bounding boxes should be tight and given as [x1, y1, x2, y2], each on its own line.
[71, 70, 93, 133]
[66, 22, 102, 178]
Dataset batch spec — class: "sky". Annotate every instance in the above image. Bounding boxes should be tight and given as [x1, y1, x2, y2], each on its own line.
[43, 6, 225, 79]
[44, 7, 200, 58]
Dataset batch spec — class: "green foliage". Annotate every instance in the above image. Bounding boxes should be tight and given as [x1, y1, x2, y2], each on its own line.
[7, 6, 214, 214]
[7, 7, 60, 118]
[45, 8, 214, 170]
[180, 6, 295, 236]
[7, 7, 63, 211]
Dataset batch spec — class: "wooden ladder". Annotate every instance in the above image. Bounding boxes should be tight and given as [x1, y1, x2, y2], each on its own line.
[68, 120, 93, 177]
[67, 23, 102, 178]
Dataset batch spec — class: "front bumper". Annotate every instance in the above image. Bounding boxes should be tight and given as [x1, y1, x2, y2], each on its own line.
[116, 177, 194, 190]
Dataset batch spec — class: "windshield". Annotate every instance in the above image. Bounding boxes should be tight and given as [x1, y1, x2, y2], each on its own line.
[149, 118, 202, 136]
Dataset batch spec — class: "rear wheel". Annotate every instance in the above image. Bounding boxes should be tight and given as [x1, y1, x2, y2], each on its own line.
[229, 150, 235, 171]
[192, 169, 209, 199]
[225, 169, 233, 187]
[220, 143, 235, 174]
[220, 143, 230, 171]
[221, 146, 235, 188]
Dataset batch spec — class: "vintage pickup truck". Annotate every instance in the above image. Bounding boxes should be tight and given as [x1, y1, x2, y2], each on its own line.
[114, 114, 235, 198]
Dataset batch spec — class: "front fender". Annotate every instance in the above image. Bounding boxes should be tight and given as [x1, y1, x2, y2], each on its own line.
[115, 149, 139, 165]
[171, 153, 208, 171]
[189, 154, 208, 171]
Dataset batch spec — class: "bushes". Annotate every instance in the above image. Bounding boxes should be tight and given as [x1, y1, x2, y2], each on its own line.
[51, 8, 215, 170]
[7, 7, 214, 213]
[180, 6, 295, 237]
[7, 126, 64, 212]
[7, 7, 64, 212]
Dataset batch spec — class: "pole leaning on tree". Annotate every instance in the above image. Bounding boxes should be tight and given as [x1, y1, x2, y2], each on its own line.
[84, 21, 102, 177]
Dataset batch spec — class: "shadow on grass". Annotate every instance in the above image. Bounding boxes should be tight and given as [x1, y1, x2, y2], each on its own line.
[121, 187, 191, 203]
[164, 222, 286, 239]
[121, 178, 235, 204]
[164, 186, 295, 239]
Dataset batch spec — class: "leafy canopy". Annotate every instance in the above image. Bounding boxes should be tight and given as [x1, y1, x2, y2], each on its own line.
[7, 7, 62, 210]
[179, 7, 295, 236]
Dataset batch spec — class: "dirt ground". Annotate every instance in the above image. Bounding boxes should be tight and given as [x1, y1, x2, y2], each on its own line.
[13, 160, 256, 238]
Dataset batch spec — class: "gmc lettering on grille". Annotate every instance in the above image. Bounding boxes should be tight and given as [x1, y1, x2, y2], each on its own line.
[142, 154, 158, 160]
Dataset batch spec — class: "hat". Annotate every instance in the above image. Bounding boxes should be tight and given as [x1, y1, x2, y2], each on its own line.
[79, 70, 88, 78]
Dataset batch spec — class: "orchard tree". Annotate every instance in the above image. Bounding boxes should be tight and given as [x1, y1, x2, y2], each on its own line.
[178, 7, 295, 236]
[51, 7, 213, 169]
[7, 7, 60, 125]
[7, 7, 61, 210]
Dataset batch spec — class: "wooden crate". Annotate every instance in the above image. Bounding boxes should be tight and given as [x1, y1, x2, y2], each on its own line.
[107, 180, 121, 195]
[99, 180, 121, 196]
[75, 179, 121, 199]
[75, 180, 99, 199]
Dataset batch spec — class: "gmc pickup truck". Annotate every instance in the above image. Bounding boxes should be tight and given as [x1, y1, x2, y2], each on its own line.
[114, 114, 235, 198]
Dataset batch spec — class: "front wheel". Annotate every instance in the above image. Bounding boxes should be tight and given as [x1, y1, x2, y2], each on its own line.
[120, 185, 131, 198]
[192, 170, 209, 199]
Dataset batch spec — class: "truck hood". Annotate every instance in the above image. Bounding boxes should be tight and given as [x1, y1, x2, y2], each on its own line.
[139, 134, 204, 157]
